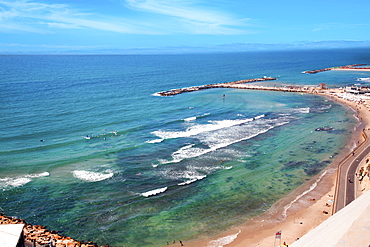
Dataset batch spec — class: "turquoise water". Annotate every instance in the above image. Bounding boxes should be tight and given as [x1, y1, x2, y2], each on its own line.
[1, 48, 369, 246]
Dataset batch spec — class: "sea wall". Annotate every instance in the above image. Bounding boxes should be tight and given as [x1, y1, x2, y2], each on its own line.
[154, 77, 321, 97]
[156, 77, 277, 96]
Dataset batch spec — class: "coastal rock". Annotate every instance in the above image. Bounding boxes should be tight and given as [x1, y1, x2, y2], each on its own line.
[0, 213, 108, 247]
[156, 77, 277, 96]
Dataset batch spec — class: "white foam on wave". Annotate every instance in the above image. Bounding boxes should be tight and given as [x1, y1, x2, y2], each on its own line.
[183, 116, 197, 122]
[141, 187, 168, 197]
[207, 230, 241, 247]
[152, 115, 265, 141]
[161, 117, 289, 164]
[170, 144, 204, 163]
[293, 107, 310, 114]
[357, 77, 370, 82]
[254, 114, 265, 120]
[178, 175, 207, 186]
[316, 104, 332, 111]
[157, 166, 210, 186]
[146, 138, 164, 144]
[222, 166, 233, 170]
[183, 113, 211, 122]
[0, 172, 50, 190]
[72, 170, 114, 182]
[282, 170, 327, 219]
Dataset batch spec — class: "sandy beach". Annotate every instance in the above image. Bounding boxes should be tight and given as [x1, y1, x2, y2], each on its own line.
[179, 88, 370, 247]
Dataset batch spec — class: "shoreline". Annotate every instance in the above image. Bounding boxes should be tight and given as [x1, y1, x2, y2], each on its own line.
[182, 88, 370, 247]
[2, 86, 370, 247]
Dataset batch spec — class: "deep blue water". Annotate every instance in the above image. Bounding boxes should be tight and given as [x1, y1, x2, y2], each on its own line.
[1, 48, 370, 246]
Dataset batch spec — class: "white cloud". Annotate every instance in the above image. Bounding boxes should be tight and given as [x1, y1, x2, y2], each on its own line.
[0, 0, 155, 34]
[39, 22, 81, 29]
[125, 0, 235, 25]
[124, 0, 249, 34]
[0, 0, 250, 35]
[0, 42, 106, 49]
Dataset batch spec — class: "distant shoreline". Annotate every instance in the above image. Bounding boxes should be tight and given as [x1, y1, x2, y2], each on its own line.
[303, 63, 370, 74]
[333, 67, 370, 72]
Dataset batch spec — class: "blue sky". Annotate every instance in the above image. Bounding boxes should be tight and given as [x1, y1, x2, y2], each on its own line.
[0, 0, 369, 53]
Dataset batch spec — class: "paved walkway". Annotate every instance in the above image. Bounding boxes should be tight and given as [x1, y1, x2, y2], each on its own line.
[334, 122, 369, 213]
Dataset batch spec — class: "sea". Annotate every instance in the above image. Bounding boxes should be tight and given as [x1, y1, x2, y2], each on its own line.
[1, 48, 370, 247]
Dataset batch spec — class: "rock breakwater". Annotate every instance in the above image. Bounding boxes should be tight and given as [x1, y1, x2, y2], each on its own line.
[0, 213, 108, 247]
[156, 77, 276, 96]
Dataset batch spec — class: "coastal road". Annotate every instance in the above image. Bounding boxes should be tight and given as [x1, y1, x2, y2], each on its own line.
[334, 125, 370, 213]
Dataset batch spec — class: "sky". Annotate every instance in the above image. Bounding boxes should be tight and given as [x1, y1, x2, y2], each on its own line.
[0, 0, 369, 53]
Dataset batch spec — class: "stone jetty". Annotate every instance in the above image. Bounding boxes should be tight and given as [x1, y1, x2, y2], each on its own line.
[156, 77, 276, 96]
[217, 83, 315, 93]
[303, 64, 368, 74]
[0, 213, 108, 247]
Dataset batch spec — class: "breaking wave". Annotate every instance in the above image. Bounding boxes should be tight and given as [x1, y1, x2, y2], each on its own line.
[178, 175, 207, 186]
[141, 187, 168, 197]
[152, 114, 265, 141]
[292, 107, 310, 114]
[0, 172, 50, 190]
[183, 116, 197, 122]
[72, 170, 114, 182]
[160, 115, 291, 164]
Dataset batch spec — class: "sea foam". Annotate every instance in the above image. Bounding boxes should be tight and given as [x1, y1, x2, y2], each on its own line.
[141, 187, 168, 197]
[72, 170, 114, 182]
[152, 115, 265, 141]
[0, 172, 50, 190]
[160, 115, 290, 164]
[293, 107, 310, 114]
[207, 230, 241, 247]
[183, 116, 197, 122]
[178, 175, 207, 186]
